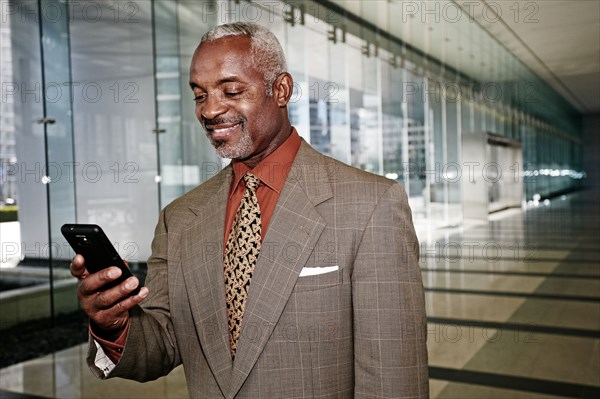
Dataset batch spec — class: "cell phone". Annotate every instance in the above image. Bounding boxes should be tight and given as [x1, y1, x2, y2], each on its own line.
[61, 223, 141, 295]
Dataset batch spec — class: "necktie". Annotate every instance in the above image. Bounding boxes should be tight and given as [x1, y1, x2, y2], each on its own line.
[224, 173, 262, 358]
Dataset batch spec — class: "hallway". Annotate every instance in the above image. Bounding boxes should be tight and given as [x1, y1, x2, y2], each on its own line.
[1, 191, 598, 398]
[427, 190, 600, 398]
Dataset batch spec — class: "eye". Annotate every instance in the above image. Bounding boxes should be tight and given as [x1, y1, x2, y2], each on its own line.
[224, 89, 243, 97]
[194, 93, 206, 103]
[222, 83, 244, 98]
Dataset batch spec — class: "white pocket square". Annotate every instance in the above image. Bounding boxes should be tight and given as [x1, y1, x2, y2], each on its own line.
[299, 265, 338, 277]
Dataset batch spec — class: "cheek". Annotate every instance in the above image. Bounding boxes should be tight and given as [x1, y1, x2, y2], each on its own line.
[194, 105, 203, 122]
[246, 100, 279, 125]
[236, 96, 282, 139]
[244, 110, 272, 138]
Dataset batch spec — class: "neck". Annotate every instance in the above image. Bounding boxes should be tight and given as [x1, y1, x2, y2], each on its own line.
[240, 123, 293, 169]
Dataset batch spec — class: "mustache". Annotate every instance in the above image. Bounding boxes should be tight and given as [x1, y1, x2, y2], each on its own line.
[202, 116, 245, 128]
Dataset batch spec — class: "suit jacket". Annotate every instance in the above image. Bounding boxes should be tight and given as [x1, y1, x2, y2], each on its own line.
[88, 140, 428, 398]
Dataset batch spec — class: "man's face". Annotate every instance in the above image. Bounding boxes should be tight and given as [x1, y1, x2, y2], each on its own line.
[189, 36, 286, 163]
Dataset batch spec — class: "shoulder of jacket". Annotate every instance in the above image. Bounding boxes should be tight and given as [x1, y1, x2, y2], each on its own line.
[161, 165, 231, 215]
[299, 141, 395, 186]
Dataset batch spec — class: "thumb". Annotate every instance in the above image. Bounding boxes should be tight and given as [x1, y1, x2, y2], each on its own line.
[70, 254, 89, 279]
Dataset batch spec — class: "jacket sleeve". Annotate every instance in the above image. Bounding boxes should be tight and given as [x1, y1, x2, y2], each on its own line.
[352, 182, 428, 398]
[87, 209, 182, 381]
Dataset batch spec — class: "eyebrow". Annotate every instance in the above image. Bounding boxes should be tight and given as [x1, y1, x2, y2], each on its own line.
[189, 77, 244, 90]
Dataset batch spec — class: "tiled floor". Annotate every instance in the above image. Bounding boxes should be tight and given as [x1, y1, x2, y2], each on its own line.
[1, 191, 598, 398]
[0, 344, 188, 398]
[427, 191, 600, 398]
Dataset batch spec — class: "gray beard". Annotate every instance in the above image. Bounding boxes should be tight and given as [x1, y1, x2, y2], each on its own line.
[209, 126, 254, 160]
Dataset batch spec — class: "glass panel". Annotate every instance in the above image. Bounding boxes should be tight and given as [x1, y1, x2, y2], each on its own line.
[1, 0, 50, 326]
[381, 50, 404, 183]
[404, 68, 426, 218]
[177, 1, 222, 188]
[427, 79, 445, 223]
[328, 26, 351, 164]
[359, 3, 383, 176]
[461, 96, 473, 135]
[39, 0, 78, 317]
[305, 18, 332, 156]
[153, 0, 184, 207]
[473, 95, 483, 133]
[445, 88, 461, 224]
[70, 0, 158, 262]
[358, 45, 382, 174]
[346, 34, 366, 169]
[522, 121, 536, 200]
[284, 16, 310, 142]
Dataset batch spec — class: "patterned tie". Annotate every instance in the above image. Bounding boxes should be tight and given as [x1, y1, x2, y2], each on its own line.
[224, 173, 262, 359]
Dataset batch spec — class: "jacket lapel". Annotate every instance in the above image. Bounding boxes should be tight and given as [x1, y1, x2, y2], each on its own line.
[226, 142, 334, 397]
[181, 167, 234, 396]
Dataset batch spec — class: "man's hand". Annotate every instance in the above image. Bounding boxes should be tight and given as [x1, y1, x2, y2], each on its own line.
[70, 254, 149, 340]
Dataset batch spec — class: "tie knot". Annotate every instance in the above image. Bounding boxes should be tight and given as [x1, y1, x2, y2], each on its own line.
[243, 173, 260, 191]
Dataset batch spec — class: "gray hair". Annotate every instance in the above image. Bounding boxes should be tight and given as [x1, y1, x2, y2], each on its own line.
[201, 22, 287, 96]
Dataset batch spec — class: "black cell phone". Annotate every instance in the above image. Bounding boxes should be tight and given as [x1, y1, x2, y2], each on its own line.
[61, 223, 140, 295]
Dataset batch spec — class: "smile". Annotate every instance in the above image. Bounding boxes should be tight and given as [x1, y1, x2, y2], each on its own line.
[206, 122, 242, 140]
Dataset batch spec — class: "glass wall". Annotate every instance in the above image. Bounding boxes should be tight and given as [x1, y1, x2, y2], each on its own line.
[70, 1, 158, 262]
[1, 0, 79, 327]
[0, 0, 585, 326]
[3, 0, 48, 261]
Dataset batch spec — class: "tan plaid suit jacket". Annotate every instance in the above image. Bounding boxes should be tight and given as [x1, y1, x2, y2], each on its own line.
[88, 140, 429, 398]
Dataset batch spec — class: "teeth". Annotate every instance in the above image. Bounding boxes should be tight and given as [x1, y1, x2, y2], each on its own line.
[212, 124, 239, 134]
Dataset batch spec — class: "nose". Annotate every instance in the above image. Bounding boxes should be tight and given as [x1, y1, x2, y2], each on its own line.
[201, 92, 227, 120]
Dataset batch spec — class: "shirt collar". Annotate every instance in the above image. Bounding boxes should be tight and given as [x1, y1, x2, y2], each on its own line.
[229, 128, 301, 197]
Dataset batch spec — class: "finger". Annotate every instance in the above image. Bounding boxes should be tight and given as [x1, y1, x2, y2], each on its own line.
[94, 276, 140, 309]
[91, 287, 149, 332]
[79, 266, 122, 296]
[70, 254, 88, 279]
[106, 287, 149, 321]
[114, 287, 149, 314]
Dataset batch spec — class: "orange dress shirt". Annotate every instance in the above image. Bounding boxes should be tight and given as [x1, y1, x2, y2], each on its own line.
[93, 129, 301, 363]
[223, 128, 301, 246]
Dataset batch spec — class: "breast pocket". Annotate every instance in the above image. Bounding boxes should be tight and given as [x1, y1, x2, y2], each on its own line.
[292, 266, 342, 293]
[272, 266, 351, 349]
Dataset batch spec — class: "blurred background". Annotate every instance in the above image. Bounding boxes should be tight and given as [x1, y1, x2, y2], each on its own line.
[0, 0, 598, 398]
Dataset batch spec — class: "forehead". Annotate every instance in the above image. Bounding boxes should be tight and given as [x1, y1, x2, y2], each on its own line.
[190, 36, 262, 85]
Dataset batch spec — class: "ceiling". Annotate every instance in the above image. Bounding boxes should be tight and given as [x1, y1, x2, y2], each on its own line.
[330, 0, 599, 115]
[66, 0, 600, 115]
[469, 0, 600, 115]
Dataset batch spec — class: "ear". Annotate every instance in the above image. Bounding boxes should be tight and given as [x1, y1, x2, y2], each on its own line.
[272, 72, 293, 107]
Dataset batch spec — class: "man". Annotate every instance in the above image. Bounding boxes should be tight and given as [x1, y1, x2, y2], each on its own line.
[71, 22, 428, 398]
